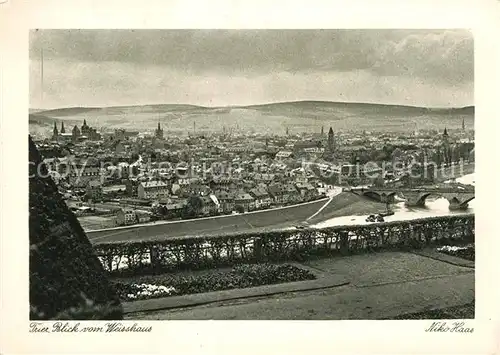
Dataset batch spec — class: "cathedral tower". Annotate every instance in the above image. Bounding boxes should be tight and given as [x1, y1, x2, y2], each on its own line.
[52, 121, 58, 140]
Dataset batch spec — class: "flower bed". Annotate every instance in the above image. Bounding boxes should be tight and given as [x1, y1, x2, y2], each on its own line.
[437, 244, 475, 261]
[112, 263, 316, 302]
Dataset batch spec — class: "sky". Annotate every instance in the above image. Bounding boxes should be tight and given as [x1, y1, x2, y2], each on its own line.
[29, 29, 474, 109]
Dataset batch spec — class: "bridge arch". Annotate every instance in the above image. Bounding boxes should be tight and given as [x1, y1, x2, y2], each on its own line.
[362, 191, 382, 201]
[415, 192, 433, 205]
[362, 190, 397, 203]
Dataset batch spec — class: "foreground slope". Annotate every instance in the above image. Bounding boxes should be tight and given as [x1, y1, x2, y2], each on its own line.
[29, 136, 123, 320]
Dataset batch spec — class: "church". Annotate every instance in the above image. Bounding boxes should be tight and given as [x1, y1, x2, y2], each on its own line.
[51, 119, 101, 142]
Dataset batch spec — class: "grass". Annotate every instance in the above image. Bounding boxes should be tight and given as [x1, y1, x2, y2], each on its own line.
[307, 192, 385, 224]
[388, 302, 474, 319]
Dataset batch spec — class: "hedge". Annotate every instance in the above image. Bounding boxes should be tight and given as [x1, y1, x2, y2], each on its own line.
[94, 213, 474, 276]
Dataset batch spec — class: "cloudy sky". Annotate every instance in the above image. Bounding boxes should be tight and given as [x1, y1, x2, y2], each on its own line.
[29, 29, 473, 109]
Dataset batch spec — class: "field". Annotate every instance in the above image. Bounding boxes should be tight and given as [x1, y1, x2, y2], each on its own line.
[78, 215, 117, 230]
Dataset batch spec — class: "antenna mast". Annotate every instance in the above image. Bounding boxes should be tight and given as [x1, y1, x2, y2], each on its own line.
[40, 46, 44, 105]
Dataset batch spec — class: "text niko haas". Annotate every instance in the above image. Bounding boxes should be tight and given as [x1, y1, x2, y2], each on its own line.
[425, 321, 474, 333]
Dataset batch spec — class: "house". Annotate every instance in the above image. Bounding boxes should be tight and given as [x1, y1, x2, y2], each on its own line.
[113, 140, 125, 155]
[201, 196, 219, 216]
[275, 150, 294, 160]
[234, 192, 255, 212]
[267, 184, 286, 205]
[161, 200, 187, 219]
[68, 160, 101, 187]
[115, 208, 137, 226]
[137, 180, 169, 200]
[249, 188, 272, 209]
[253, 173, 276, 184]
[209, 178, 238, 191]
[135, 211, 152, 223]
[85, 180, 102, 202]
[214, 190, 235, 214]
[285, 184, 301, 203]
[295, 182, 317, 201]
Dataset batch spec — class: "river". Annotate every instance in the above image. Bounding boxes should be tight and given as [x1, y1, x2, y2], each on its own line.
[312, 173, 475, 229]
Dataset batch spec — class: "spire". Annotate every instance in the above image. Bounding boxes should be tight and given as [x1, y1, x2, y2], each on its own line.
[52, 121, 58, 138]
[328, 127, 334, 135]
[61, 121, 65, 133]
[462, 118, 465, 130]
[158, 122, 161, 130]
[83, 119, 87, 126]
[321, 126, 324, 135]
[443, 127, 448, 137]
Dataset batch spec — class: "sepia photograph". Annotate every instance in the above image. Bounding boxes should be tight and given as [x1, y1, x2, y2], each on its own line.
[27, 29, 477, 322]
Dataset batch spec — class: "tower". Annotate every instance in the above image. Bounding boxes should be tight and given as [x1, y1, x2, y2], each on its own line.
[321, 126, 324, 136]
[155, 122, 164, 139]
[52, 121, 58, 140]
[286, 127, 289, 136]
[443, 127, 449, 141]
[462, 118, 465, 131]
[60, 121, 65, 134]
[327, 127, 335, 152]
[442, 127, 450, 165]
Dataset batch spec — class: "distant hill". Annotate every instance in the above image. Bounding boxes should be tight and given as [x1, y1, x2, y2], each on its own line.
[30, 100, 475, 136]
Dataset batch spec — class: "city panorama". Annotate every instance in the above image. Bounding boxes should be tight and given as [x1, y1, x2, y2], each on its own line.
[29, 29, 475, 320]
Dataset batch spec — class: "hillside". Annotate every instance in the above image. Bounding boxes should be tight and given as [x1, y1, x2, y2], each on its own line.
[29, 100, 475, 136]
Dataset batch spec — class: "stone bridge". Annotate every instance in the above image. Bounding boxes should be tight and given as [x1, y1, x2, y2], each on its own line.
[351, 184, 475, 210]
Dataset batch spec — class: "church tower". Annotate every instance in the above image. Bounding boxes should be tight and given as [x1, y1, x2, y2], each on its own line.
[52, 121, 59, 140]
[155, 122, 164, 139]
[321, 126, 324, 136]
[462, 118, 465, 131]
[443, 127, 449, 141]
[442, 127, 451, 165]
[327, 127, 335, 152]
[60, 122, 65, 134]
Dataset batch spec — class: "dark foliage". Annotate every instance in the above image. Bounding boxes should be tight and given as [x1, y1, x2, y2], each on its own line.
[29, 136, 123, 320]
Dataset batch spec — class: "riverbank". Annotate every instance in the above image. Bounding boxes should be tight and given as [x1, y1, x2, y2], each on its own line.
[88, 198, 331, 244]
[306, 192, 385, 225]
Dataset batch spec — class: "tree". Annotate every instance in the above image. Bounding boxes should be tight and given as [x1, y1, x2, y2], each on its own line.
[182, 195, 203, 218]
